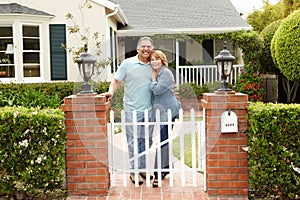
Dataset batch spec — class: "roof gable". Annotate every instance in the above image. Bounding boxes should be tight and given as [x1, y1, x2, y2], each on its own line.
[0, 3, 54, 17]
[111, 0, 251, 36]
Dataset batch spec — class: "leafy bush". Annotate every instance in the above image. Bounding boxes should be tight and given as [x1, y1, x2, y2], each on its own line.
[0, 81, 110, 109]
[234, 68, 265, 102]
[247, 103, 300, 199]
[204, 81, 222, 92]
[259, 20, 282, 74]
[110, 83, 124, 122]
[271, 10, 300, 82]
[0, 106, 66, 199]
[0, 82, 74, 108]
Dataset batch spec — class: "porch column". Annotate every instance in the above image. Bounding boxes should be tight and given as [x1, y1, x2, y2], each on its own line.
[61, 94, 110, 196]
[201, 92, 249, 198]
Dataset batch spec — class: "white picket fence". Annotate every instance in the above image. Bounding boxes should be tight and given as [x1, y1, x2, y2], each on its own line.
[176, 64, 243, 85]
[107, 108, 206, 188]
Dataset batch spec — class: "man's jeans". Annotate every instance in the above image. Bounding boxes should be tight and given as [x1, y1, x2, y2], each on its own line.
[125, 111, 153, 171]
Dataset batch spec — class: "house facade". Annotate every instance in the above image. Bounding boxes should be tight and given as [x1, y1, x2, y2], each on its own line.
[0, 0, 126, 83]
[0, 0, 251, 83]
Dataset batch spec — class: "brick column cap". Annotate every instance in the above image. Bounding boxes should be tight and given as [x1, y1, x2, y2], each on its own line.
[201, 92, 249, 109]
[61, 94, 109, 112]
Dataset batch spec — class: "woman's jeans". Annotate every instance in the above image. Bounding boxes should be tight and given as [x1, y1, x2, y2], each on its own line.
[154, 116, 176, 178]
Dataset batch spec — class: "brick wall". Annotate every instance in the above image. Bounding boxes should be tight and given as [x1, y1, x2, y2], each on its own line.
[201, 92, 249, 198]
[61, 94, 110, 196]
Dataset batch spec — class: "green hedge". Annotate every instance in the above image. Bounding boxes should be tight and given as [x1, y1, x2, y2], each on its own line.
[247, 103, 300, 199]
[0, 81, 110, 109]
[0, 106, 66, 199]
[0, 81, 110, 199]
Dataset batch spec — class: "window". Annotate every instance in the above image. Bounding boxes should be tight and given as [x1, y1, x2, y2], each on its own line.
[22, 25, 41, 77]
[0, 26, 15, 78]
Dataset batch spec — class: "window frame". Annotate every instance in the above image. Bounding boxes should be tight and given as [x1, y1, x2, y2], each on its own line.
[21, 23, 43, 79]
[0, 25, 15, 79]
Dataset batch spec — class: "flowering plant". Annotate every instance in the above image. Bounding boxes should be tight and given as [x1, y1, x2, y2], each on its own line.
[0, 107, 66, 198]
[234, 68, 265, 102]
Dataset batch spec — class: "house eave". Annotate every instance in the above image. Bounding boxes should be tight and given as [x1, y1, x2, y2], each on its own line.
[0, 13, 54, 19]
[117, 27, 252, 36]
[115, 7, 128, 25]
[91, 0, 127, 25]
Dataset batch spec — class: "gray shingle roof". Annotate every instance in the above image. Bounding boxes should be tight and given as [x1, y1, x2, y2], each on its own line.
[111, 0, 251, 36]
[0, 3, 54, 17]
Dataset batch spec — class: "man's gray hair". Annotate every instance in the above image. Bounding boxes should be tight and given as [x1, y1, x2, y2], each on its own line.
[137, 37, 153, 48]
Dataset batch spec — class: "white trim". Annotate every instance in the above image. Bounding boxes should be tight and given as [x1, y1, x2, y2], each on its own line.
[92, 0, 127, 25]
[0, 14, 53, 19]
[91, 0, 118, 10]
[21, 23, 43, 80]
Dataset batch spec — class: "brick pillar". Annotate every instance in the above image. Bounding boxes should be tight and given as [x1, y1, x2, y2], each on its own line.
[61, 94, 110, 196]
[201, 92, 250, 198]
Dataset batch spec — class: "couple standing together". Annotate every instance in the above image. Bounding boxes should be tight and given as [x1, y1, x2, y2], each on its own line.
[102, 37, 181, 187]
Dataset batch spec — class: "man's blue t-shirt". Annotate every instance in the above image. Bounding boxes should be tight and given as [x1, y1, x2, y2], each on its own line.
[115, 55, 152, 112]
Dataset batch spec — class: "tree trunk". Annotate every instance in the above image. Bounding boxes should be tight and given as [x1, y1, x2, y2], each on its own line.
[281, 75, 300, 103]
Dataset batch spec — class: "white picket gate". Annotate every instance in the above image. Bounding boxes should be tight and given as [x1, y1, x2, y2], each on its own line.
[107, 108, 206, 188]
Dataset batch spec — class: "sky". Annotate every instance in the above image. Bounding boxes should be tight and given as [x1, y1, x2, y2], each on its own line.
[230, 0, 279, 17]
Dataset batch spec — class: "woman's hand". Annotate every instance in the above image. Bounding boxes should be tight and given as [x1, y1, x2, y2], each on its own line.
[152, 71, 158, 81]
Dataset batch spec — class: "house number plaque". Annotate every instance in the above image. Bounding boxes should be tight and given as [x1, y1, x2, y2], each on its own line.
[221, 110, 238, 133]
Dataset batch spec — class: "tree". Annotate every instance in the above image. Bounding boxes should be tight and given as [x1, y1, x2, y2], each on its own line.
[247, 2, 284, 33]
[282, 0, 300, 17]
[271, 10, 300, 103]
[259, 20, 282, 73]
[64, 0, 110, 79]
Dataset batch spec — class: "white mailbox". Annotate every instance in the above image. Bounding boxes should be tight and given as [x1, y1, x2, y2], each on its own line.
[221, 110, 238, 133]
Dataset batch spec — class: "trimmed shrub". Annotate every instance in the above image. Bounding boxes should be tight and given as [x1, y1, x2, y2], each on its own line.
[0, 81, 110, 109]
[259, 20, 282, 74]
[0, 106, 66, 199]
[271, 10, 300, 82]
[247, 103, 300, 199]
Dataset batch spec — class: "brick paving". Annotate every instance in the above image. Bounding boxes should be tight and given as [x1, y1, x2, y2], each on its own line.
[67, 167, 208, 200]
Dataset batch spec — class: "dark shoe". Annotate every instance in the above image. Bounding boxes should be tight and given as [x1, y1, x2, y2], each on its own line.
[130, 174, 143, 185]
[140, 172, 153, 180]
[152, 179, 158, 188]
[161, 172, 169, 180]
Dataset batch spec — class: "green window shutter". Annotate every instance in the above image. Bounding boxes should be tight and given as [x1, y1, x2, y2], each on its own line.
[50, 24, 67, 80]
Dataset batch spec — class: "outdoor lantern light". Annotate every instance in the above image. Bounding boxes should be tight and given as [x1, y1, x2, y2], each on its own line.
[76, 44, 96, 94]
[214, 41, 236, 92]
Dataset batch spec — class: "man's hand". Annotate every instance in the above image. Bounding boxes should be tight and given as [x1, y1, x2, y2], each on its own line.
[100, 78, 119, 101]
[101, 91, 113, 101]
